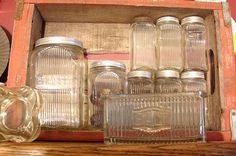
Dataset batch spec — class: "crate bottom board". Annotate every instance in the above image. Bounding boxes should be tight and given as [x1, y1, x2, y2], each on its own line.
[37, 131, 232, 142]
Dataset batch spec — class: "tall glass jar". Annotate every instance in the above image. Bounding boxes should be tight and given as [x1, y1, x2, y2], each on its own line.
[127, 70, 154, 94]
[181, 71, 207, 93]
[156, 16, 183, 71]
[29, 36, 86, 130]
[89, 60, 126, 129]
[181, 16, 207, 71]
[155, 70, 182, 93]
[130, 17, 157, 72]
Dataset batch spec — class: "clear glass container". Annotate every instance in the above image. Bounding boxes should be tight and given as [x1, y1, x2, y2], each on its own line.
[89, 60, 126, 129]
[181, 71, 207, 93]
[0, 85, 42, 143]
[104, 92, 206, 144]
[181, 16, 207, 71]
[130, 17, 157, 71]
[29, 36, 86, 130]
[155, 70, 182, 93]
[127, 70, 154, 94]
[156, 16, 183, 71]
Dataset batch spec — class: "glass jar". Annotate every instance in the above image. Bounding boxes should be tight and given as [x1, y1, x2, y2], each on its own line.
[155, 70, 182, 93]
[181, 16, 207, 71]
[127, 70, 154, 94]
[156, 16, 183, 71]
[29, 36, 86, 130]
[0, 85, 41, 142]
[181, 71, 207, 93]
[130, 17, 157, 71]
[89, 60, 126, 129]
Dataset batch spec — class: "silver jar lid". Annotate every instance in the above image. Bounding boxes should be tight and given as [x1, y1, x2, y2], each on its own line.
[0, 82, 5, 86]
[181, 71, 205, 79]
[181, 16, 205, 25]
[156, 70, 180, 78]
[156, 16, 179, 24]
[35, 36, 83, 48]
[90, 60, 126, 70]
[128, 70, 152, 79]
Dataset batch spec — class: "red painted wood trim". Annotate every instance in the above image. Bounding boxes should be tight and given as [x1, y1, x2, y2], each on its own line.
[217, 10, 236, 134]
[7, 4, 35, 87]
[37, 131, 231, 142]
[25, 0, 222, 10]
[38, 131, 103, 141]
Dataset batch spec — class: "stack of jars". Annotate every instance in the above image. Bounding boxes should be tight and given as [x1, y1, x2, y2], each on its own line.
[128, 15, 208, 94]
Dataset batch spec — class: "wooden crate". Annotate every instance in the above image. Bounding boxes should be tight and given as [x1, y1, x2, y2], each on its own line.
[8, 0, 236, 141]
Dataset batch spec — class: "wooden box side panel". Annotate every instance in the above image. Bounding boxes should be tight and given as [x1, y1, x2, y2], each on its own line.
[215, 10, 236, 134]
[7, 4, 43, 87]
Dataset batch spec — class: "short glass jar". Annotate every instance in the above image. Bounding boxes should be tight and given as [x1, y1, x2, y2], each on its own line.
[181, 16, 207, 71]
[130, 16, 157, 71]
[155, 70, 182, 93]
[156, 16, 183, 71]
[29, 36, 86, 130]
[181, 70, 207, 93]
[89, 60, 126, 129]
[127, 70, 154, 94]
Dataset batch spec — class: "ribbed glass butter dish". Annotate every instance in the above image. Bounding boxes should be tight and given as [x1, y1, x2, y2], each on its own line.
[104, 92, 206, 144]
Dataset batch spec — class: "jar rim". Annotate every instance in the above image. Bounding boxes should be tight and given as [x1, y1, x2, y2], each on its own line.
[181, 71, 205, 79]
[35, 36, 83, 48]
[90, 60, 126, 70]
[156, 16, 179, 24]
[181, 16, 205, 25]
[128, 70, 152, 79]
[156, 70, 180, 78]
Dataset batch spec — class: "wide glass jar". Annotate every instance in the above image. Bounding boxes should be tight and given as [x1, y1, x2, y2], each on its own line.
[0, 85, 42, 142]
[181, 16, 207, 71]
[127, 70, 154, 94]
[89, 60, 126, 129]
[130, 17, 157, 71]
[29, 36, 86, 130]
[156, 16, 183, 71]
[155, 70, 182, 93]
[181, 71, 207, 93]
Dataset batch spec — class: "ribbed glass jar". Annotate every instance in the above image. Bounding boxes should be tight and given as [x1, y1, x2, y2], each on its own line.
[130, 17, 157, 71]
[29, 36, 86, 130]
[181, 71, 207, 93]
[156, 16, 183, 71]
[181, 16, 207, 71]
[155, 70, 182, 93]
[127, 70, 154, 94]
[89, 60, 126, 129]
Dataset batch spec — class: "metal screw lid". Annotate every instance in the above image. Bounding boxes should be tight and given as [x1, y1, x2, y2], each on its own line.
[181, 16, 205, 25]
[181, 71, 205, 79]
[90, 60, 126, 70]
[128, 70, 152, 79]
[0, 82, 5, 86]
[133, 16, 154, 23]
[156, 70, 180, 78]
[35, 36, 83, 48]
[156, 16, 179, 25]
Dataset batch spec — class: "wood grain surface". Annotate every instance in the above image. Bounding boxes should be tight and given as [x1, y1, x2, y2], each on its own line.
[0, 142, 235, 156]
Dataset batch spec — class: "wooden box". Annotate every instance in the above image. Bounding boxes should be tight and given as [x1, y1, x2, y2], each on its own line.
[8, 0, 236, 141]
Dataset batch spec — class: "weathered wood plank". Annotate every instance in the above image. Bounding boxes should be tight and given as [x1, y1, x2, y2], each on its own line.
[0, 142, 235, 156]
